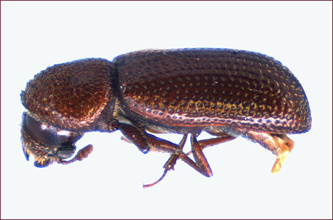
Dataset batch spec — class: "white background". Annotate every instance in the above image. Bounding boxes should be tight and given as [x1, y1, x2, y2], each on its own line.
[1, 1, 331, 219]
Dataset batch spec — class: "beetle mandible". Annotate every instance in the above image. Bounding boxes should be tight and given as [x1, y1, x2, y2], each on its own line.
[21, 48, 312, 187]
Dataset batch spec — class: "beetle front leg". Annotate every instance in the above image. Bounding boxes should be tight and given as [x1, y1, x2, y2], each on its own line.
[143, 133, 189, 188]
[118, 123, 202, 187]
[118, 123, 150, 153]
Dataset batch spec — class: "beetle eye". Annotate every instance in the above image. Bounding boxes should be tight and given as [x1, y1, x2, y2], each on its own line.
[57, 143, 76, 159]
[23, 113, 84, 146]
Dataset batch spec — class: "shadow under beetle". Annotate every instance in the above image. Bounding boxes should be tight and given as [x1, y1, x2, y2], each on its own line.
[21, 48, 312, 187]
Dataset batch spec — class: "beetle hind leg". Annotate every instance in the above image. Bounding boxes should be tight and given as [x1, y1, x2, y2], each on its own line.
[192, 133, 237, 151]
[270, 134, 294, 174]
[240, 130, 295, 174]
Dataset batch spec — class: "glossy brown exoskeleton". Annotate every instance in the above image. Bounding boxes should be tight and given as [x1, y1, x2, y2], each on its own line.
[21, 48, 312, 187]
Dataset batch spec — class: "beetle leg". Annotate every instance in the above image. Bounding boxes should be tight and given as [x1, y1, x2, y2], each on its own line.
[143, 133, 202, 174]
[270, 134, 294, 174]
[190, 134, 213, 177]
[182, 135, 236, 164]
[143, 133, 188, 188]
[118, 123, 203, 186]
[118, 123, 150, 153]
[119, 123, 197, 161]
[238, 130, 295, 173]
[188, 134, 236, 152]
[120, 136, 131, 143]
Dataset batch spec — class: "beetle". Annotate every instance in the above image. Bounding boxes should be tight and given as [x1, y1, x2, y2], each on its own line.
[21, 48, 311, 187]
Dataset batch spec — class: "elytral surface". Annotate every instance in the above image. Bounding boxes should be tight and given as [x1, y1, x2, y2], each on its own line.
[116, 48, 311, 134]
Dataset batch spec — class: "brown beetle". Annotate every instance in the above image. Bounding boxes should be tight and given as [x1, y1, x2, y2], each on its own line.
[21, 48, 311, 187]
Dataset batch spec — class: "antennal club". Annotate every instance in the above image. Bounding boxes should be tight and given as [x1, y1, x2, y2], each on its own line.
[57, 145, 93, 165]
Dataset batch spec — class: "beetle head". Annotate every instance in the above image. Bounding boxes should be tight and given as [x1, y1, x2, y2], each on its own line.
[21, 58, 118, 167]
[21, 112, 93, 167]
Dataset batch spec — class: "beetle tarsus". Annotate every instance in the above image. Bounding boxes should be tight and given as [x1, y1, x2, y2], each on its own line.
[271, 137, 295, 174]
[143, 169, 169, 188]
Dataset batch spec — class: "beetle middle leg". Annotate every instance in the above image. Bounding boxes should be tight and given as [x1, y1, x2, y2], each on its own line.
[182, 134, 236, 174]
[190, 134, 213, 177]
[188, 133, 237, 177]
